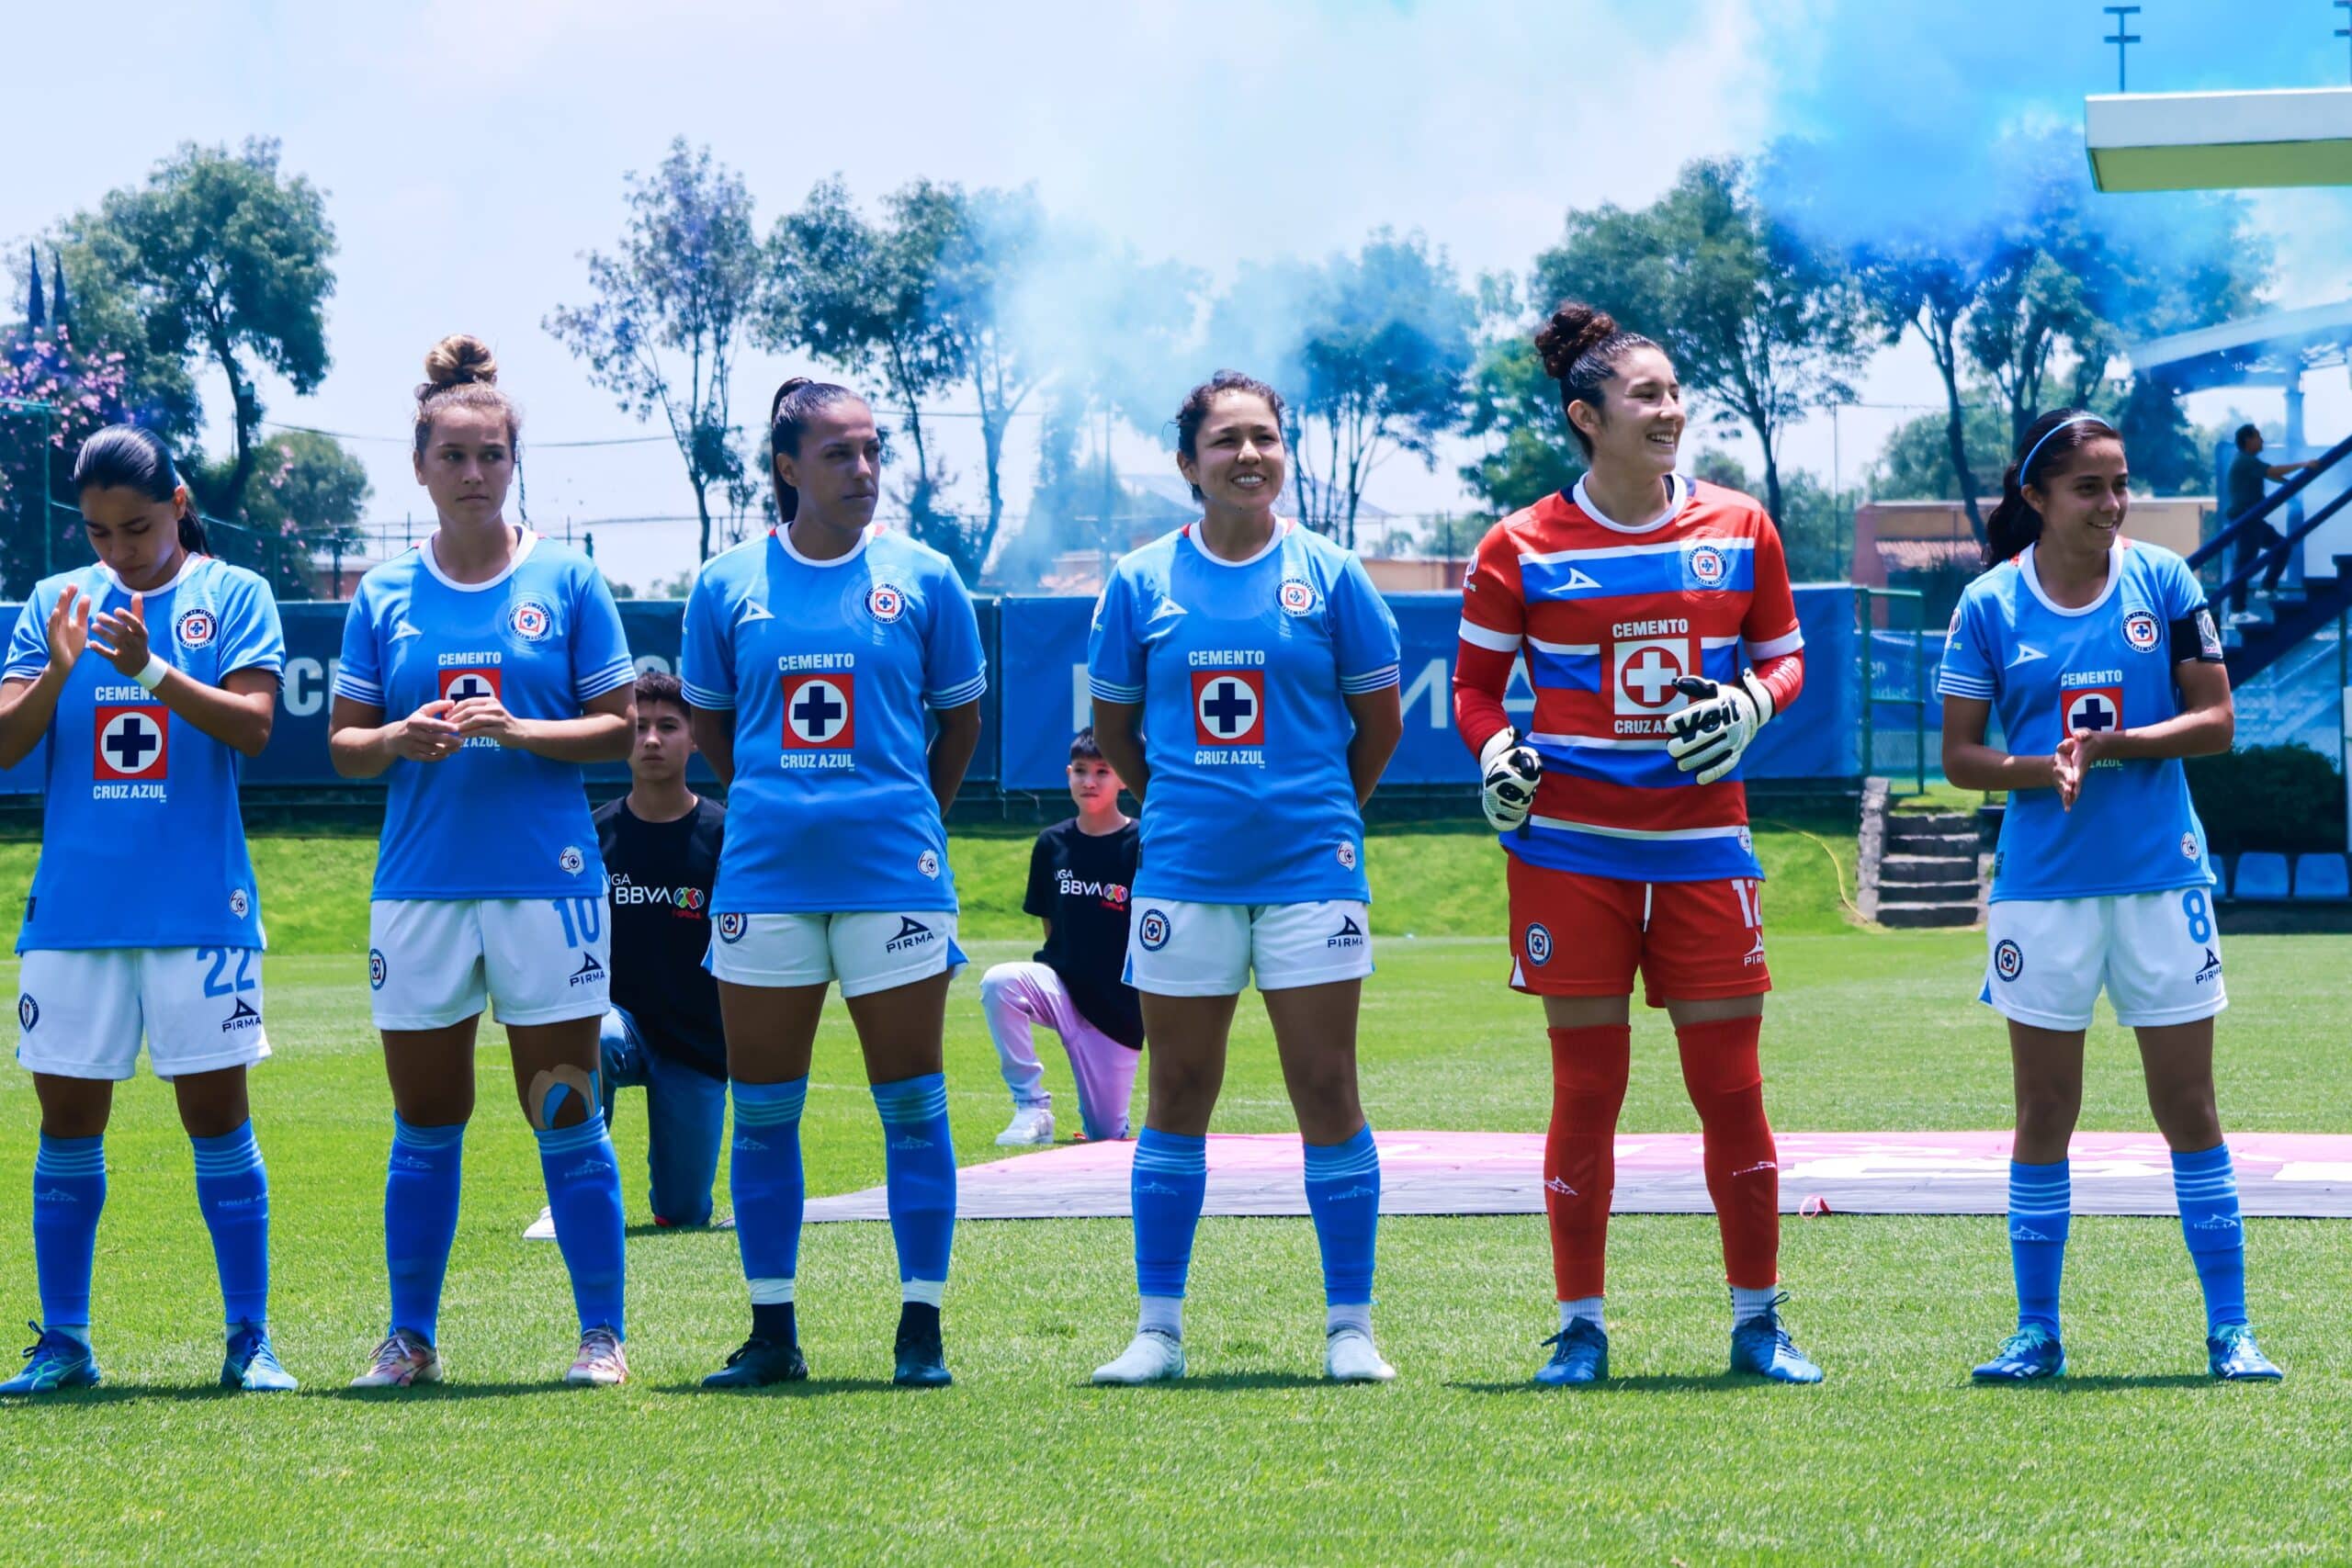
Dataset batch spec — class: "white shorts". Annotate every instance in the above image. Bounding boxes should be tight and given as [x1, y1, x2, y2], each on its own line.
[707, 911, 966, 998]
[17, 947, 270, 1081]
[1123, 899, 1374, 998]
[369, 897, 612, 1031]
[1982, 888, 2227, 1030]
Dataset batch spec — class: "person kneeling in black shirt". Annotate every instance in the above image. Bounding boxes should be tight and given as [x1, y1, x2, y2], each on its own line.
[982, 728, 1145, 1145]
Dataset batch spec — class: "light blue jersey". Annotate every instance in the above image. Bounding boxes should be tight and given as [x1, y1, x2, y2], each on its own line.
[5, 556, 283, 951]
[680, 526, 986, 914]
[1088, 521, 1401, 905]
[1938, 540, 2223, 902]
[334, 531, 633, 899]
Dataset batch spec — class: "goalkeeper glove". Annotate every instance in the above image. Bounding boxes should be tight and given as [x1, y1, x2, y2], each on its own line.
[1478, 727, 1543, 832]
[1667, 671, 1774, 785]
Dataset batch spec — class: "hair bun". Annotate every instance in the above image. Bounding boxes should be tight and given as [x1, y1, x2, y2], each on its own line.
[420, 333, 498, 398]
[771, 376, 816, 421]
[1534, 301, 1617, 381]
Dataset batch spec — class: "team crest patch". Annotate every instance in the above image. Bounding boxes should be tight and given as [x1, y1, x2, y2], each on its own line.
[1688, 545, 1728, 587]
[175, 608, 216, 648]
[781, 672, 855, 761]
[1337, 841, 1357, 870]
[17, 994, 37, 1031]
[718, 913, 748, 944]
[94, 705, 167, 781]
[1277, 577, 1317, 616]
[918, 850, 940, 879]
[2122, 610, 2160, 652]
[368, 949, 387, 990]
[230, 888, 249, 919]
[1137, 908, 1171, 952]
[2181, 832, 2199, 861]
[560, 846, 585, 875]
[1994, 940, 2024, 982]
[866, 583, 907, 623]
[509, 598, 555, 641]
[1524, 922, 1553, 966]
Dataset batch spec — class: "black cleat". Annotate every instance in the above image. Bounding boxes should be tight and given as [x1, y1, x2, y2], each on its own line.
[701, 1336, 808, 1390]
[892, 1303, 953, 1388]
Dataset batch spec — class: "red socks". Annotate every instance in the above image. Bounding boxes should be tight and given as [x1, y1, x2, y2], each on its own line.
[1674, 1015, 1781, 1291]
[1544, 1025, 1632, 1301]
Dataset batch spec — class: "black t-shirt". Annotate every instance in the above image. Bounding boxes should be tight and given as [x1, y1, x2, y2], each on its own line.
[594, 795, 728, 1079]
[1023, 818, 1144, 1050]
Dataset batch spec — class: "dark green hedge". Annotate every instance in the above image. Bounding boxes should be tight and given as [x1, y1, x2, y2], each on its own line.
[2187, 743, 2346, 854]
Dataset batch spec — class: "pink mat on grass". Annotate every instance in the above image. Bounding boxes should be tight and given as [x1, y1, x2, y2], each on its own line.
[802, 1130, 2352, 1222]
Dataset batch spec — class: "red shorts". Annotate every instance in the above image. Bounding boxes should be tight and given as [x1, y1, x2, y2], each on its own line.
[1506, 857, 1770, 1007]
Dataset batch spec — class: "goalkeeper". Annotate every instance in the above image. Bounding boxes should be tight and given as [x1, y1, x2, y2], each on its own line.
[1452, 299, 1818, 1390]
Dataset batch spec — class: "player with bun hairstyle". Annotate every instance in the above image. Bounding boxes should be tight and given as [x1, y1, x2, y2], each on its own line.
[1086, 370, 1404, 1385]
[0, 425, 290, 1393]
[1453, 303, 1823, 1386]
[1939, 408, 2279, 1383]
[681, 377, 986, 1390]
[333, 335, 639, 1388]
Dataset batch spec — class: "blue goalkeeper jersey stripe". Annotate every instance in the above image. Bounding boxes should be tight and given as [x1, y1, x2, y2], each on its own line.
[1086, 521, 1400, 905]
[680, 526, 986, 914]
[334, 530, 635, 900]
[6, 554, 284, 951]
[1937, 540, 2221, 902]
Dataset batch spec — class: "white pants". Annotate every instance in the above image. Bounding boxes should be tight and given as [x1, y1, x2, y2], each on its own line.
[978, 962, 1138, 1140]
[1122, 899, 1374, 997]
[369, 897, 613, 1031]
[707, 910, 966, 998]
[17, 947, 270, 1081]
[1982, 888, 2227, 1030]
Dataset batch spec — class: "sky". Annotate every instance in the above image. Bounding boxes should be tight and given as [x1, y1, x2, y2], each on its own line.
[9, 0, 2352, 588]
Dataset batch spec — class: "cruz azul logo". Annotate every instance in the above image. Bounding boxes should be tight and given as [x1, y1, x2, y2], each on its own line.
[175, 608, 216, 648]
[2122, 609, 2161, 653]
[866, 583, 906, 623]
[1524, 922, 1553, 965]
[718, 913, 749, 944]
[94, 703, 168, 786]
[1277, 577, 1317, 616]
[1136, 908, 1171, 952]
[1611, 619, 1695, 730]
[2061, 682, 2123, 740]
[1687, 544, 1729, 587]
[1191, 655, 1266, 765]
[1994, 939, 2024, 982]
[509, 598, 555, 641]
[438, 665, 501, 705]
[780, 656, 855, 770]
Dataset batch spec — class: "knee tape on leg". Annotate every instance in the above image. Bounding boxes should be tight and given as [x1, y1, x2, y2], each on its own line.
[527, 1065, 600, 1131]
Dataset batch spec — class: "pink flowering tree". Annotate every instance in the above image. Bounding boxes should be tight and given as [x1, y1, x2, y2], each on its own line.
[0, 327, 131, 593]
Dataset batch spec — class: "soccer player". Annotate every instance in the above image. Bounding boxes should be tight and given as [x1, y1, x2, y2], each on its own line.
[1939, 408, 2281, 1383]
[0, 425, 291, 1393]
[332, 335, 638, 1388]
[1453, 302, 1822, 1387]
[982, 728, 1143, 1145]
[683, 377, 985, 1391]
[1087, 371, 1405, 1385]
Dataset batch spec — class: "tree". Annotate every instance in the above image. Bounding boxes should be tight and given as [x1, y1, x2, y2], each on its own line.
[1457, 333, 1582, 519]
[1868, 400, 2010, 502]
[58, 139, 334, 519]
[1855, 249, 1996, 542]
[0, 326, 131, 593]
[1533, 158, 1866, 529]
[237, 427, 371, 598]
[548, 140, 762, 564]
[927, 186, 1049, 577]
[1690, 448, 1851, 582]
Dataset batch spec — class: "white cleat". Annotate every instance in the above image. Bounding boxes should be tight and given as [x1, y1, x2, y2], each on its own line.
[996, 1106, 1056, 1146]
[565, 1325, 628, 1386]
[1324, 1327, 1396, 1382]
[351, 1327, 442, 1388]
[1091, 1329, 1186, 1384]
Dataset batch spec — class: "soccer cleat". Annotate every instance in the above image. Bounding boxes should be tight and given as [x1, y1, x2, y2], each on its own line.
[701, 1336, 808, 1390]
[565, 1325, 628, 1386]
[1091, 1329, 1187, 1384]
[222, 1323, 299, 1392]
[1533, 1317, 1610, 1387]
[1729, 1293, 1825, 1382]
[0, 1324, 100, 1394]
[2208, 1325, 2284, 1382]
[350, 1327, 441, 1388]
[995, 1106, 1056, 1147]
[893, 1305, 953, 1388]
[1971, 1325, 2067, 1382]
[1323, 1326, 1396, 1383]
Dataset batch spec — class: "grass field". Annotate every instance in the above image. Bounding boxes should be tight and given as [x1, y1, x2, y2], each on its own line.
[1, 828, 2347, 1564]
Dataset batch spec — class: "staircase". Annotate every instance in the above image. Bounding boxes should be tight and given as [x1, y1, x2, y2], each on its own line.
[1857, 780, 1984, 929]
[2189, 430, 2352, 684]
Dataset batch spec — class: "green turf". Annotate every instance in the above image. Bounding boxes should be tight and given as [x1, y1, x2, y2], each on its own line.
[0, 917, 2346, 1562]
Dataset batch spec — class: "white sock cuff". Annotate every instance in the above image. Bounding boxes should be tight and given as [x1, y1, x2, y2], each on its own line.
[902, 1279, 946, 1307]
[1326, 1303, 1373, 1337]
[1137, 1294, 1183, 1339]
[1558, 1296, 1605, 1330]
[748, 1278, 797, 1305]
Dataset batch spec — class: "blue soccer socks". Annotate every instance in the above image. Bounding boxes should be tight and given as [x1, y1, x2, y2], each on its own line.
[384, 1117, 465, 1345]
[2007, 1159, 2070, 1336]
[2172, 1143, 2248, 1333]
[729, 1077, 808, 1309]
[191, 1122, 270, 1328]
[31, 1134, 105, 1333]
[1132, 1128, 1208, 1319]
[1303, 1125, 1380, 1331]
[872, 1073, 956, 1301]
[535, 1117, 628, 1338]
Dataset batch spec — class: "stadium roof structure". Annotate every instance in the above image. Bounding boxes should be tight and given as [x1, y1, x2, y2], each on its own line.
[2126, 299, 2352, 393]
[2086, 86, 2352, 192]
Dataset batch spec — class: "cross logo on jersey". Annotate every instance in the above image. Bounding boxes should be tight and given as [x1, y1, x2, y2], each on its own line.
[1613, 637, 1694, 716]
[438, 667, 502, 705]
[1192, 669, 1266, 746]
[781, 672, 855, 748]
[93, 705, 168, 780]
[2063, 685, 2124, 738]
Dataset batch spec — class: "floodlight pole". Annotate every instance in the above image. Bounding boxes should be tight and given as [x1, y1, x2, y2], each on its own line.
[2104, 6, 2142, 93]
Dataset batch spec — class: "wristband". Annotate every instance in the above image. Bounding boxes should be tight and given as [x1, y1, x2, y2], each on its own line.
[133, 654, 169, 693]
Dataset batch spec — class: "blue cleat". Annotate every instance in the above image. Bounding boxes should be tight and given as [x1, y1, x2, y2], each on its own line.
[1533, 1317, 1609, 1387]
[2208, 1325, 2283, 1382]
[892, 1304, 953, 1389]
[1972, 1324, 2067, 1382]
[1729, 1293, 1824, 1382]
[222, 1322, 299, 1392]
[0, 1323, 100, 1395]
